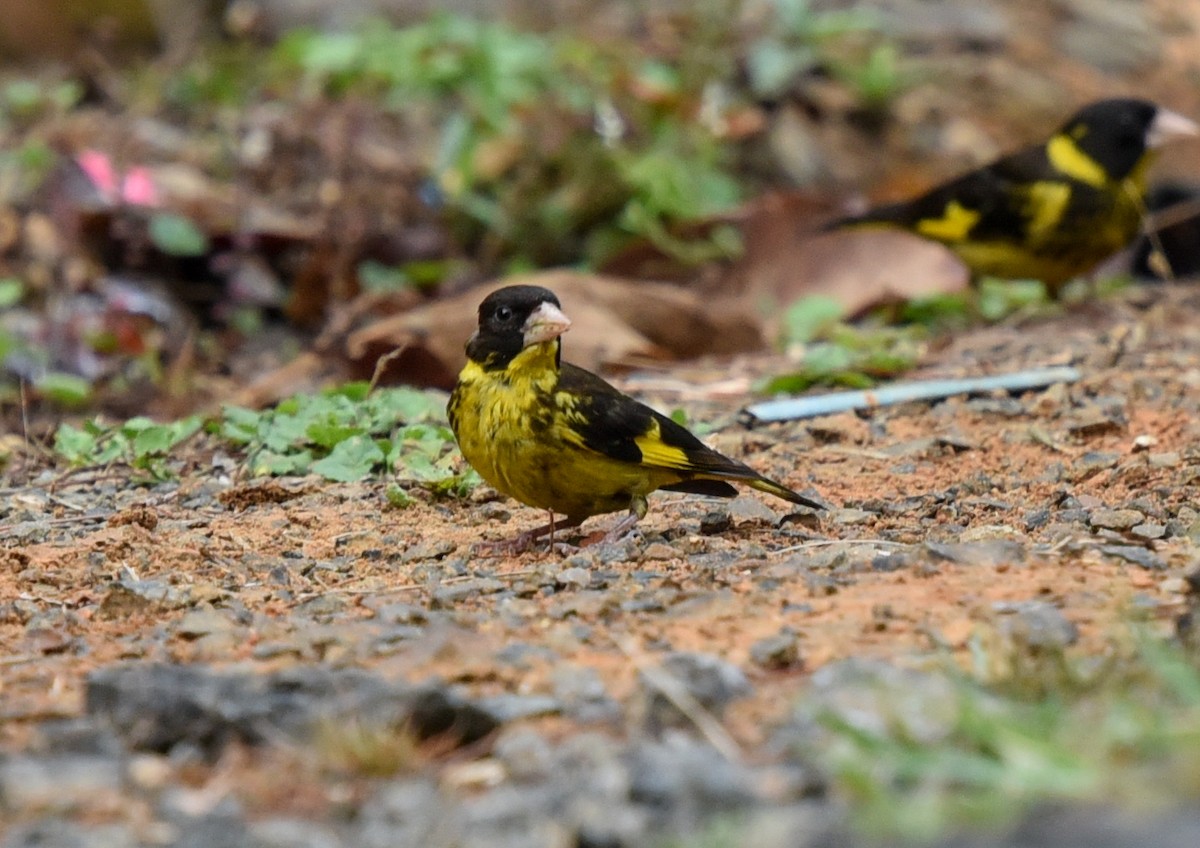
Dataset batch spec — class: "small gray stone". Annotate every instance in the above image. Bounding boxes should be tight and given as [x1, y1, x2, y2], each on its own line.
[1131, 523, 1167, 541]
[492, 728, 553, 782]
[1100, 545, 1166, 570]
[553, 666, 621, 724]
[555, 567, 592, 589]
[476, 693, 561, 723]
[925, 539, 1025, 567]
[1088, 509, 1145, 531]
[642, 652, 752, 732]
[1073, 452, 1120, 478]
[749, 633, 802, 670]
[0, 755, 124, 812]
[294, 594, 349, 620]
[640, 542, 677, 561]
[431, 578, 505, 607]
[727, 496, 778, 525]
[174, 607, 238, 640]
[995, 601, 1078, 650]
[401, 539, 456, 562]
[1148, 452, 1181, 468]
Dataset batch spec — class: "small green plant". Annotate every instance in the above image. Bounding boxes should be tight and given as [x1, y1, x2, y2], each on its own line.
[763, 295, 923, 392]
[54, 415, 204, 480]
[217, 382, 479, 491]
[808, 632, 1200, 841]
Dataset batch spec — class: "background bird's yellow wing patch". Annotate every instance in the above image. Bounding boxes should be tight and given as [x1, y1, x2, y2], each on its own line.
[916, 200, 981, 242]
[1023, 181, 1073, 241]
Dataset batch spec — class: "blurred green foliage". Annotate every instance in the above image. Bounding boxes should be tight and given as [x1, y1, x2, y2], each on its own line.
[269, 3, 893, 269]
[814, 632, 1200, 841]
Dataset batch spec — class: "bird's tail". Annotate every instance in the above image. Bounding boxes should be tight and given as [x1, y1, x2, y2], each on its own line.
[748, 476, 826, 511]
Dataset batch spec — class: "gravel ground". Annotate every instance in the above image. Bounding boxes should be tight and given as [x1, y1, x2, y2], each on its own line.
[5, 285, 1200, 845]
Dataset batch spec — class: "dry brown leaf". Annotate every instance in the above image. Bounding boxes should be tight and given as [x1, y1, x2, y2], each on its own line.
[725, 191, 970, 327]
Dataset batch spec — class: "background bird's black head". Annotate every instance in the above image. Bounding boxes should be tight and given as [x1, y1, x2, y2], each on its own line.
[467, 285, 563, 369]
[1059, 98, 1160, 180]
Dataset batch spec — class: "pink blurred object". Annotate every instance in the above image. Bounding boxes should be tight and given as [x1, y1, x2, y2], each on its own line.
[75, 149, 161, 207]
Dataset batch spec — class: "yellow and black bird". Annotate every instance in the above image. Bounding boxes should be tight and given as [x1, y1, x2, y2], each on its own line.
[827, 98, 1198, 290]
[447, 285, 823, 549]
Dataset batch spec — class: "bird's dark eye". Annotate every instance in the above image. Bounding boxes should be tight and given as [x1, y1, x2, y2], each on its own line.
[495, 306, 513, 321]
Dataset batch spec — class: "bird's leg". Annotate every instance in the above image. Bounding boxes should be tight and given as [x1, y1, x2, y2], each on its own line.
[475, 514, 581, 557]
[591, 494, 647, 547]
[596, 512, 640, 546]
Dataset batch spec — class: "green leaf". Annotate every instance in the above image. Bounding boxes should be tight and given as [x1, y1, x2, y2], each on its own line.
[782, 296, 846, 345]
[306, 422, 365, 450]
[311, 435, 385, 482]
[386, 485, 414, 508]
[148, 212, 209, 257]
[53, 423, 98, 465]
[0, 277, 24, 308]
[36, 372, 91, 406]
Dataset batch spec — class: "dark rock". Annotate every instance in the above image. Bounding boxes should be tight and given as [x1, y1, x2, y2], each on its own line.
[699, 509, 732, 535]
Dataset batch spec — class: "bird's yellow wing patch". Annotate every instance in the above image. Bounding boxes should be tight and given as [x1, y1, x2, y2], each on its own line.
[916, 200, 981, 242]
[1046, 134, 1108, 188]
[633, 420, 692, 470]
[1023, 180, 1073, 241]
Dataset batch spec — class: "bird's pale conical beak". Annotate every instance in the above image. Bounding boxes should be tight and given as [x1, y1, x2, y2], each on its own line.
[1148, 108, 1200, 148]
[522, 301, 572, 346]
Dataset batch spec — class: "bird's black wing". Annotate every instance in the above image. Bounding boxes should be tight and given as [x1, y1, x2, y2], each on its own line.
[830, 143, 1055, 241]
[555, 363, 759, 481]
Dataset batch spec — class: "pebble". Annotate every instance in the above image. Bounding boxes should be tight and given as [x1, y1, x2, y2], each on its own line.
[1072, 452, 1120, 478]
[749, 632, 803, 670]
[924, 539, 1025, 567]
[994, 601, 1079, 650]
[1148, 452, 1181, 468]
[0, 755, 124, 811]
[492, 728, 554, 782]
[173, 607, 237, 640]
[1131, 523, 1167, 541]
[1100, 545, 1166, 571]
[727, 496, 778, 525]
[831, 508, 874, 526]
[641, 652, 752, 732]
[555, 567, 592, 589]
[699, 509, 733, 535]
[431, 578, 505, 607]
[1088, 509, 1145, 531]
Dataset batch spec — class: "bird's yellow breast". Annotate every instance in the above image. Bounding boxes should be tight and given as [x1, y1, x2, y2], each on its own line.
[447, 343, 683, 521]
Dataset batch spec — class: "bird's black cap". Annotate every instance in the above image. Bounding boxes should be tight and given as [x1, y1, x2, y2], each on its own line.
[1059, 98, 1163, 181]
[468, 285, 565, 369]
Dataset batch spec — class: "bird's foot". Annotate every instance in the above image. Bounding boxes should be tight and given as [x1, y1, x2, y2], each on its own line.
[472, 515, 581, 557]
[594, 513, 640, 547]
